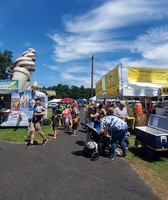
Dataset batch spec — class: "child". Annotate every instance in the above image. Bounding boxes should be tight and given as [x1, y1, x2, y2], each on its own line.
[25, 118, 35, 149]
[50, 111, 59, 139]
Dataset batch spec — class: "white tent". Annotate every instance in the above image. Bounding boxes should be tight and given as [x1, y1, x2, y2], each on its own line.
[89, 96, 96, 101]
[121, 82, 164, 97]
[48, 99, 62, 103]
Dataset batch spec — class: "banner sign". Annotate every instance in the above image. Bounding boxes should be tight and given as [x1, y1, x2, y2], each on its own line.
[96, 79, 103, 97]
[128, 68, 168, 83]
[105, 66, 119, 98]
[102, 75, 106, 94]
[0, 80, 18, 92]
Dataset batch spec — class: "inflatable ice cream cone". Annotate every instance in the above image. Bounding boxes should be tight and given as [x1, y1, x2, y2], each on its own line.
[12, 48, 36, 91]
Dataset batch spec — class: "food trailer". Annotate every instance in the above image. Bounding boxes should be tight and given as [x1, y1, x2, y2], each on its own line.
[0, 80, 47, 127]
[0, 47, 48, 127]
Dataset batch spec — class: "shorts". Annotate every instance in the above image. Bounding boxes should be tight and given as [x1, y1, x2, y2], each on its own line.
[35, 123, 42, 133]
[28, 131, 35, 137]
[62, 117, 69, 124]
[52, 125, 58, 131]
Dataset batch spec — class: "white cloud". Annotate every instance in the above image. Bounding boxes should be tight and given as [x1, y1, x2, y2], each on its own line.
[48, 65, 60, 71]
[48, 0, 168, 87]
[134, 26, 168, 62]
[49, 0, 168, 63]
[59, 72, 91, 87]
[65, 0, 168, 33]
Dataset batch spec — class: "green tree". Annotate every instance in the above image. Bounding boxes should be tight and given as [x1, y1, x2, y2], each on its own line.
[40, 84, 94, 100]
[0, 50, 14, 79]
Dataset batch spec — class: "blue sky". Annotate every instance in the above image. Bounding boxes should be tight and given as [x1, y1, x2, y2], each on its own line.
[1, 0, 168, 88]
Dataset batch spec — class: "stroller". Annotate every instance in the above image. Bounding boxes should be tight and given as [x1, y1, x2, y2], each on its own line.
[83, 124, 111, 161]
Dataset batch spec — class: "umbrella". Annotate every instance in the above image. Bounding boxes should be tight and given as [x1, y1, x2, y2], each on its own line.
[76, 98, 87, 103]
[60, 97, 76, 103]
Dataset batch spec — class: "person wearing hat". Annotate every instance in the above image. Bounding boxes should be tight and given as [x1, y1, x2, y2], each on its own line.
[31, 82, 45, 100]
[113, 100, 128, 121]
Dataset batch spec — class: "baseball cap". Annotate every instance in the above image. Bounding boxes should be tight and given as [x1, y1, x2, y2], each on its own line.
[120, 100, 125, 105]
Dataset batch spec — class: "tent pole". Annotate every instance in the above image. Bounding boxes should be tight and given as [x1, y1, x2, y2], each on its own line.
[91, 55, 94, 98]
[120, 63, 124, 100]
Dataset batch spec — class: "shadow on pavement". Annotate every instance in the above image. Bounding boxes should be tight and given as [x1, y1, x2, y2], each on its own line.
[71, 150, 84, 157]
[75, 140, 85, 146]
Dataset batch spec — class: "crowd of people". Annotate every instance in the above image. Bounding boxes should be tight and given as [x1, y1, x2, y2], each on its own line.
[25, 101, 80, 149]
[84, 100, 129, 161]
[25, 99, 130, 162]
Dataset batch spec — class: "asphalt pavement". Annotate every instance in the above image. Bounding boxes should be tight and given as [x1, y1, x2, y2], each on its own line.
[0, 110, 160, 200]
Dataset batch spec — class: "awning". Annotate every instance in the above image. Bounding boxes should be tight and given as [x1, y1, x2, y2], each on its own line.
[42, 90, 56, 97]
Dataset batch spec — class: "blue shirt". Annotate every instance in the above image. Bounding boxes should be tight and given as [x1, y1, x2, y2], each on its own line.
[5, 67, 12, 79]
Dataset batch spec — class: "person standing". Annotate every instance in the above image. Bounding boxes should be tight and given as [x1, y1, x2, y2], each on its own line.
[71, 103, 80, 136]
[113, 101, 128, 120]
[50, 111, 59, 139]
[106, 104, 115, 116]
[5, 65, 13, 80]
[113, 100, 129, 149]
[25, 118, 35, 149]
[86, 102, 99, 127]
[34, 99, 48, 145]
[100, 115, 128, 161]
[61, 105, 70, 131]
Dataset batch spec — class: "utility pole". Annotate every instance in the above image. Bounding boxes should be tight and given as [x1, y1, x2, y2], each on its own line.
[91, 55, 94, 97]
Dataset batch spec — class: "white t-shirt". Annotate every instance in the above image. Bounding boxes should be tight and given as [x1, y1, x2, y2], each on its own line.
[113, 107, 127, 117]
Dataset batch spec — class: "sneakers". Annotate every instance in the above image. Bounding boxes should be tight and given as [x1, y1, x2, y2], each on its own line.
[25, 144, 34, 149]
[121, 154, 128, 158]
[52, 136, 56, 139]
[42, 139, 48, 145]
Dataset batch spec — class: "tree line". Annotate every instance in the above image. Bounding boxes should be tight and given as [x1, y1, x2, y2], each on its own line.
[0, 50, 95, 100]
[40, 84, 95, 100]
[0, 50, 14, 79]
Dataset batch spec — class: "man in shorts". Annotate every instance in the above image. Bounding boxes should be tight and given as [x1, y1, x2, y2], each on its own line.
[34, 99, 48, 145]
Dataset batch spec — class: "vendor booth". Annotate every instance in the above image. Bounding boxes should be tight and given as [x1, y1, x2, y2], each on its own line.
[95, 64, 168, 133]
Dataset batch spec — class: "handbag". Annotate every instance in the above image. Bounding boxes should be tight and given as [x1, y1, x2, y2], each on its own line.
[73, 117, 79, 124]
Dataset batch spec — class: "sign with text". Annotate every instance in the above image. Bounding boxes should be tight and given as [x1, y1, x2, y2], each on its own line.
[0, 80, 18, 92]
[128, 68, 168, 83]
[105, 66, 119, 98]
[96, 79, 103, 97]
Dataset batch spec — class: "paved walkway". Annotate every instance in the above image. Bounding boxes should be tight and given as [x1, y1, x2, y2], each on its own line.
[0, 111, 160, 200]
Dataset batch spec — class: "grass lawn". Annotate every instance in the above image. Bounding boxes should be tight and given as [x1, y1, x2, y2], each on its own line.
[127, 135, 168, 200]
[0, 108, 53, 143]
[0, 108, 168, 199]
